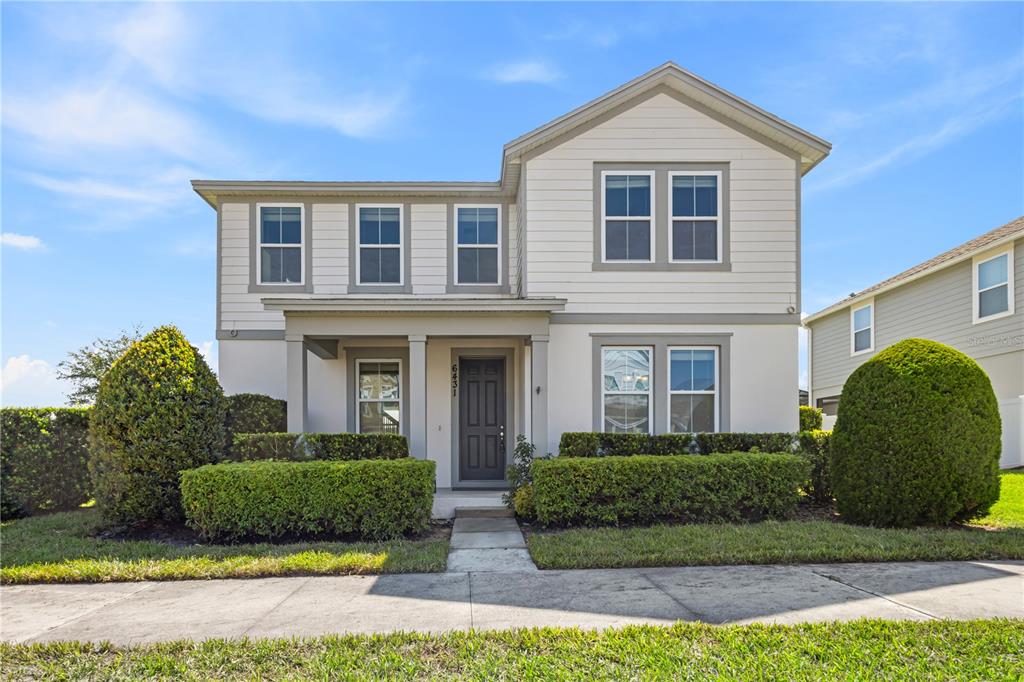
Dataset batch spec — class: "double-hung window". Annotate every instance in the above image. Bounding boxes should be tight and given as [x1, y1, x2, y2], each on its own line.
[258, 204, 303, 284]
[358, 205, 402, 284]
[669, 347, 718, 433]
[851, 303, 873, 354]
[602, 172, 653, 262]
[670, 172, 721, 262]
[601, 347, 652, 433]
[357, 360, 401, 434]
[455, 206, 500, 284]
[974, 248, 1014, 322]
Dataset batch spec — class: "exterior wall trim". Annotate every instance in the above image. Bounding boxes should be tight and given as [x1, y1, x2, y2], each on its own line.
[552, 312, 799, 324]
[248, 201, 315, 294]
[348, 202, 413, 294]
[446, 203, 511, 294]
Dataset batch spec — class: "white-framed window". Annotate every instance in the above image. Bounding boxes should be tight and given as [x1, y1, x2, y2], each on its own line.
[973, 246, 1015, 323]
[356, 359, 401, 434]
[357, 204, 403, 285]
[601, 346, 652, 433]
[850, 302, 874, 355]
[454, 205, 501, 284]
[668, 347, 718, 433]
[669, 171, 722, 262]
[601, 171, 654, 263]
[257, 203, 304, 284]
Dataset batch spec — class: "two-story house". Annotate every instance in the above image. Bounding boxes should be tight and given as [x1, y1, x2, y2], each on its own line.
[193, 63, 832, 493]
[805, 216, 1023, 469]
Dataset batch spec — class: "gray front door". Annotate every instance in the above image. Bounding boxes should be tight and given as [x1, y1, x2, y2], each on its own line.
[458, 357, 506, 481]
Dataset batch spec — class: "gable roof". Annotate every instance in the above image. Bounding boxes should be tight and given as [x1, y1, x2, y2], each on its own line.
[804, 215, 1024, 324]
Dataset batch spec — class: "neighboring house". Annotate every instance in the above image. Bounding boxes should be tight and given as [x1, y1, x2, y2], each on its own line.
[193, 63, 831, 491]
[805, 216, 1024, 469]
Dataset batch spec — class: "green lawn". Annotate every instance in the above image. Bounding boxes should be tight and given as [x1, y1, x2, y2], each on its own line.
[2, 620, 1020, 680]
[528, 470, 1024, 570]
[0, 509, 448, 584]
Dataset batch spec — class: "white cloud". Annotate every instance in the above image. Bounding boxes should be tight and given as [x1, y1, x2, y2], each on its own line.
[196, 341, 218, 375]
[485, 61, 562, 84]
[1, 233, 45, 251]
[0, 355, 70, 407]
[543, 22, 620, 48]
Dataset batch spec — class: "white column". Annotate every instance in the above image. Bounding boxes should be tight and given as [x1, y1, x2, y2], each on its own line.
[286, 338, 308, 433]
[530, 334, 549, 455]
[408, 335, 428, 460]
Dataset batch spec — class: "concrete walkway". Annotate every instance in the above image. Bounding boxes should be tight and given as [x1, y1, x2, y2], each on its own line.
[446, 508, 538, 573]
[2, 560, 1021, 644]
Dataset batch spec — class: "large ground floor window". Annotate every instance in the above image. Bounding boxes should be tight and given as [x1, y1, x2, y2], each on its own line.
[357, 360, 401, 433]
[668, 347, 718, 433]
[601, 347, 652, 433]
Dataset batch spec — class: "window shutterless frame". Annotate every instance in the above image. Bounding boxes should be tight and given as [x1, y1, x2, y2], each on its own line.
[972, 246, 1015, 324]
[667, 346, 719, 433]
[850, 301, 874, 356]
[453, 204, 502, 285]
[355, 358, 403, 434]
[600, 170, 656, 264]
[668, 171, 723, 263]
[256, 202, 305, 286]
[600, 345, 654, 434]
[355, 204, 404, 286]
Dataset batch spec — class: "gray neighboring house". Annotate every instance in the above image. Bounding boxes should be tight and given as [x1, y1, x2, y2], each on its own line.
[805, 216, 1023, 469]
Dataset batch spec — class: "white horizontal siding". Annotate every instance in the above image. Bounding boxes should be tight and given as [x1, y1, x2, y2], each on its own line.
[411, 204, 447, 294]
[219, 202, 285, 331]
[312, 203, 348, 295]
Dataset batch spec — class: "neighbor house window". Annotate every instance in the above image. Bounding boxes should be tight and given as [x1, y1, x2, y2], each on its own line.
[816, 395, 840, 416]
[669, 347, 718, 433]
[258, 204, 303, 284]
[455, 206, 500, 284]
[602, 172, 654, 262]
[670, 172, 721, 262]
[357, 360, 401, 434]
[974, 248, 1014, 322]
[358, 205, 402, 284]
[851, 303, 873, 355]
[601, 347, 652, 433]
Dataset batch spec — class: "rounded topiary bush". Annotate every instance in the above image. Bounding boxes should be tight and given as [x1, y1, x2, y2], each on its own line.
[831, 338, 1001, 527]
[89, 325, 225, 526]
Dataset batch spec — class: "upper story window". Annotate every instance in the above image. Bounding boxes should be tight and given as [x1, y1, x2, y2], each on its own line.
[851, 302, 873, 355]
[601, 347, 652, 433]
[258, 204, 303, 284]
[358, 205, 402, 285]
[670, 173, 721, 262]
[974, 247, 1015, 323]
[669, 347, 718, 433]
[455, 206, 500, 284]
[357, 360, 401, 433]
[601, 172, 653, 262]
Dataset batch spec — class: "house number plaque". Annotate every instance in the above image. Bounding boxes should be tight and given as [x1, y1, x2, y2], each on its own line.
[451, 364, 459, 396]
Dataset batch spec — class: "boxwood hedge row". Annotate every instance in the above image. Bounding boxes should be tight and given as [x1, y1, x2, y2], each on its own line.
[226, 432, 408, 462]
[557, 431, 797, 457]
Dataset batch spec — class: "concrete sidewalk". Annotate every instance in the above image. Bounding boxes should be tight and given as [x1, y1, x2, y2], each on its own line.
[2, 560, 1021, 644]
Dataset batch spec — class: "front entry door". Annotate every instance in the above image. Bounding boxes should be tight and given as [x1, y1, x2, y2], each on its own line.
[459, 357, 506, 481]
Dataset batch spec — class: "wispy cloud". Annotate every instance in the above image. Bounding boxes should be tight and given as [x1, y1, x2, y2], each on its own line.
[1, 233, 46, 251]
[543, 22, 620, 48]
[485, 60, 562, 85]
[0, 355, 70, 407]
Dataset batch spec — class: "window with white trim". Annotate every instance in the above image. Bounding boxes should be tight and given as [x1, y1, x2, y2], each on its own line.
[670, 172, 721, 262]
[258, 205, 303, 284]
[974, 250, 1014, 321]
[669, 347, 718, 433]
[601, 347, 652, 433]
[851, 303, 873, 354]
[358, 205, 402, 284]
[356, 360, 401, 434]
[455, 206, 500, 284]
[602, 172, 653, 262]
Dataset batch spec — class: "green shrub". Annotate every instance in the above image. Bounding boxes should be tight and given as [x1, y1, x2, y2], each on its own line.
[694, 432, 796, 455]
[503, 435, 536, 511]
[181, 459, 435, 541]
[223, 393, 286, 454]
[513, 484, 536, 520]
[558, 432, 695, 457]
[799, 405, 823, 432]
[532, 453, 809, 527]
[0, 408, 91, 518]
[89, 326, 225, 526]
[832, 338, 1001, 527]
[798, 430, 832, 503]
[225, 432, 408, 462]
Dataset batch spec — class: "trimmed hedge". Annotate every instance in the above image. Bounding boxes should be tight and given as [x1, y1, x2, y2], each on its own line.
[181, 459, 435, 541]
[223, 393, 286, 453]
[532, 452, 810, 527]
[799, 406, 823, 432]
[226, 432, 409, 462]
[0, 408, 91, 518]
[798, 430, 832, 503]
[558, 431, 796, 457]
[832, 338, 1001, 527]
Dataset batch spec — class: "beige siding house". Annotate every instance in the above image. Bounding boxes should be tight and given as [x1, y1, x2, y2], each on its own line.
[805, 216, 1024, 469]
[194, 63, 832, 510]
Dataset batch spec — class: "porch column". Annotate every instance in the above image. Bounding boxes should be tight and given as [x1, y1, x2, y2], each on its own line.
[530, 334, 549, 455]
[286, 337, 308, 432]
[408, 335, 427, 460]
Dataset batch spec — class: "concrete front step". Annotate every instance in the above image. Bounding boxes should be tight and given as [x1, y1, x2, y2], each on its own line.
[454, 506, 513, 518]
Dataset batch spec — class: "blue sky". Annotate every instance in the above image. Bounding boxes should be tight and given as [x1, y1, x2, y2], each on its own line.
[2, 2, 1022, 406]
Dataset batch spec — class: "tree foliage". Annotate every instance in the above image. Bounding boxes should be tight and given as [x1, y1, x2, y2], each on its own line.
[56, 326, 142, 405]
